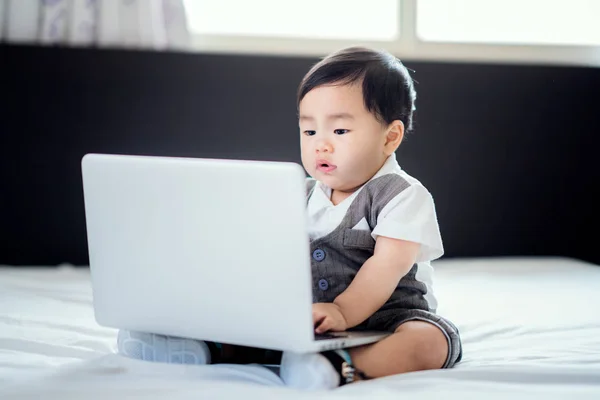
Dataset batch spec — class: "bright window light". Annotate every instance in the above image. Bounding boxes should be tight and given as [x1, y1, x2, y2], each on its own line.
[183, 0, 400, 41]
[417, 0, 600, 46]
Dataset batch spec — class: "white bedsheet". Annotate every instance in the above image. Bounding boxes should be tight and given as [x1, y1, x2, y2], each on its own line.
[1, 257, 600, 399]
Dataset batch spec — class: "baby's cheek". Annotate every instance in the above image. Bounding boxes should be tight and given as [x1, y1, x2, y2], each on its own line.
[302, 162, 315, 176]
[300, 154, 312, 171]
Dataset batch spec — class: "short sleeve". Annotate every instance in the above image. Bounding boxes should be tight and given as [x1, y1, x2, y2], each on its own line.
[371, 184, 444, 262]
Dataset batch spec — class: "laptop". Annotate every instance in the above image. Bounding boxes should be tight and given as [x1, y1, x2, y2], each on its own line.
[81, 153, 389, 353]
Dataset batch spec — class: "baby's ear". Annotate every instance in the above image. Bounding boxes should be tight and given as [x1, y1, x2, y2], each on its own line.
[384, 120, 404, 154]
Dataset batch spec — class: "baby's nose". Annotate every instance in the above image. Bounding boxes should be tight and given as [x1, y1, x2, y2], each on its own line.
[316, 140, 333, 153]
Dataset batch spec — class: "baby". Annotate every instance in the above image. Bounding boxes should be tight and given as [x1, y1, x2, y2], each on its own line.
[118, 46, 462, 390]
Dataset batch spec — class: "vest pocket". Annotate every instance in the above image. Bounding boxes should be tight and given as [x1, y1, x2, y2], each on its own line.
[342, 228, 376, 251]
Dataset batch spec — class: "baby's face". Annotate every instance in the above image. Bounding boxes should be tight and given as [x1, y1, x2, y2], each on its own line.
[299, 83, 390, 193]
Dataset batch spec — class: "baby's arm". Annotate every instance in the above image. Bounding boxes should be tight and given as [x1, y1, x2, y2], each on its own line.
[334, 237, 420, 329]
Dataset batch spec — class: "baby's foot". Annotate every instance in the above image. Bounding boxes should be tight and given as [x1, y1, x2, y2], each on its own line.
[117, 330, 211, 365]
[280, 349, 369, 390]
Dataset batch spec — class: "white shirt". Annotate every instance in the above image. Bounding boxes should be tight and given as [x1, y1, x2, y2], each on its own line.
[306, 153, 443, 311]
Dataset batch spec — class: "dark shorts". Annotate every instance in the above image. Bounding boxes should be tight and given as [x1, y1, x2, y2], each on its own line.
[354, 308, 463, 369]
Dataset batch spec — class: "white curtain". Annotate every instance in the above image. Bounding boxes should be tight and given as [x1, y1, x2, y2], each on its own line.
[0, 0, 190, 50]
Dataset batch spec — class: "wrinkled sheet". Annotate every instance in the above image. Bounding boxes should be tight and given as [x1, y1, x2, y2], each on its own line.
[1, 257, 599, 399]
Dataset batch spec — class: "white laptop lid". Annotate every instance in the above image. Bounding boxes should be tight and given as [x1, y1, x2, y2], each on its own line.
[81, 154, 315, 353]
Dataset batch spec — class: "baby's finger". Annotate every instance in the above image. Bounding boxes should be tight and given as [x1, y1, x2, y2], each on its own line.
[313, 311, 326, 327]
[315, 317, 332, 334]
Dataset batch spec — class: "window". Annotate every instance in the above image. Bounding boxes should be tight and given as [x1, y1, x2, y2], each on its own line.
[416, 0, 600, 46]
[184, 0, 600, 67]
[183, 0, 400, 41]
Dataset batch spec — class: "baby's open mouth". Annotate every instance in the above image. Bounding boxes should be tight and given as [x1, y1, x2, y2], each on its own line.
[316, 160, 337, 173]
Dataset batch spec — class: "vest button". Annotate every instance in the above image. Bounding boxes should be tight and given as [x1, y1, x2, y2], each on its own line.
[312, 249, 326, 262]
[318, 278, 329, 291]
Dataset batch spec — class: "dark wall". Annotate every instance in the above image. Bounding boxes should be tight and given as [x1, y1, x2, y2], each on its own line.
[1, 44, 599, 266]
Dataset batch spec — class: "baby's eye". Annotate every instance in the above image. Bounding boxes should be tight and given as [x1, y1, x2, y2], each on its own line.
[334, 129, 349, 135]
[304, 130, 316, 136]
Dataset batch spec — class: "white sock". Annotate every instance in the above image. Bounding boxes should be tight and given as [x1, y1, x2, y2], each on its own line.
[117, 330, 211, 365]
[279, 351, 340, 390]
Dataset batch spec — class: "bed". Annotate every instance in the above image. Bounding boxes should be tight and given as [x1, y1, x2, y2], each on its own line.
[2, 44, 600, 398]
[2, 256, 599, 399]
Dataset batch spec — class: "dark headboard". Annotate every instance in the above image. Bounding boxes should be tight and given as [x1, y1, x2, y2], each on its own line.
[1, 44, 598, 266]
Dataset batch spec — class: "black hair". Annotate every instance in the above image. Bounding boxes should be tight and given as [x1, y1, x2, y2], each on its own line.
[297, 46, 417, 131]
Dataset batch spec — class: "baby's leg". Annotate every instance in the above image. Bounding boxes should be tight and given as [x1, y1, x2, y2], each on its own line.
[348, 311, 461, 378]
[280, 311, 462, 390]
[117, 330, 212, 365]
[280, 322, 449, 390]
[348, 319, 450, 377]
[219, 345, 281, 365]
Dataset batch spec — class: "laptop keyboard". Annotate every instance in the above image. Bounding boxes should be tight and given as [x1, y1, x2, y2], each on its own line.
[314, 332, 349, 341]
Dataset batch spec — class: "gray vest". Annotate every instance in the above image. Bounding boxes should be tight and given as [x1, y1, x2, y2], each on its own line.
[306, 175, 430, 314]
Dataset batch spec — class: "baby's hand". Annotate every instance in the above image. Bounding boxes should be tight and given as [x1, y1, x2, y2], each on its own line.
[312, 303, 348, 334]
